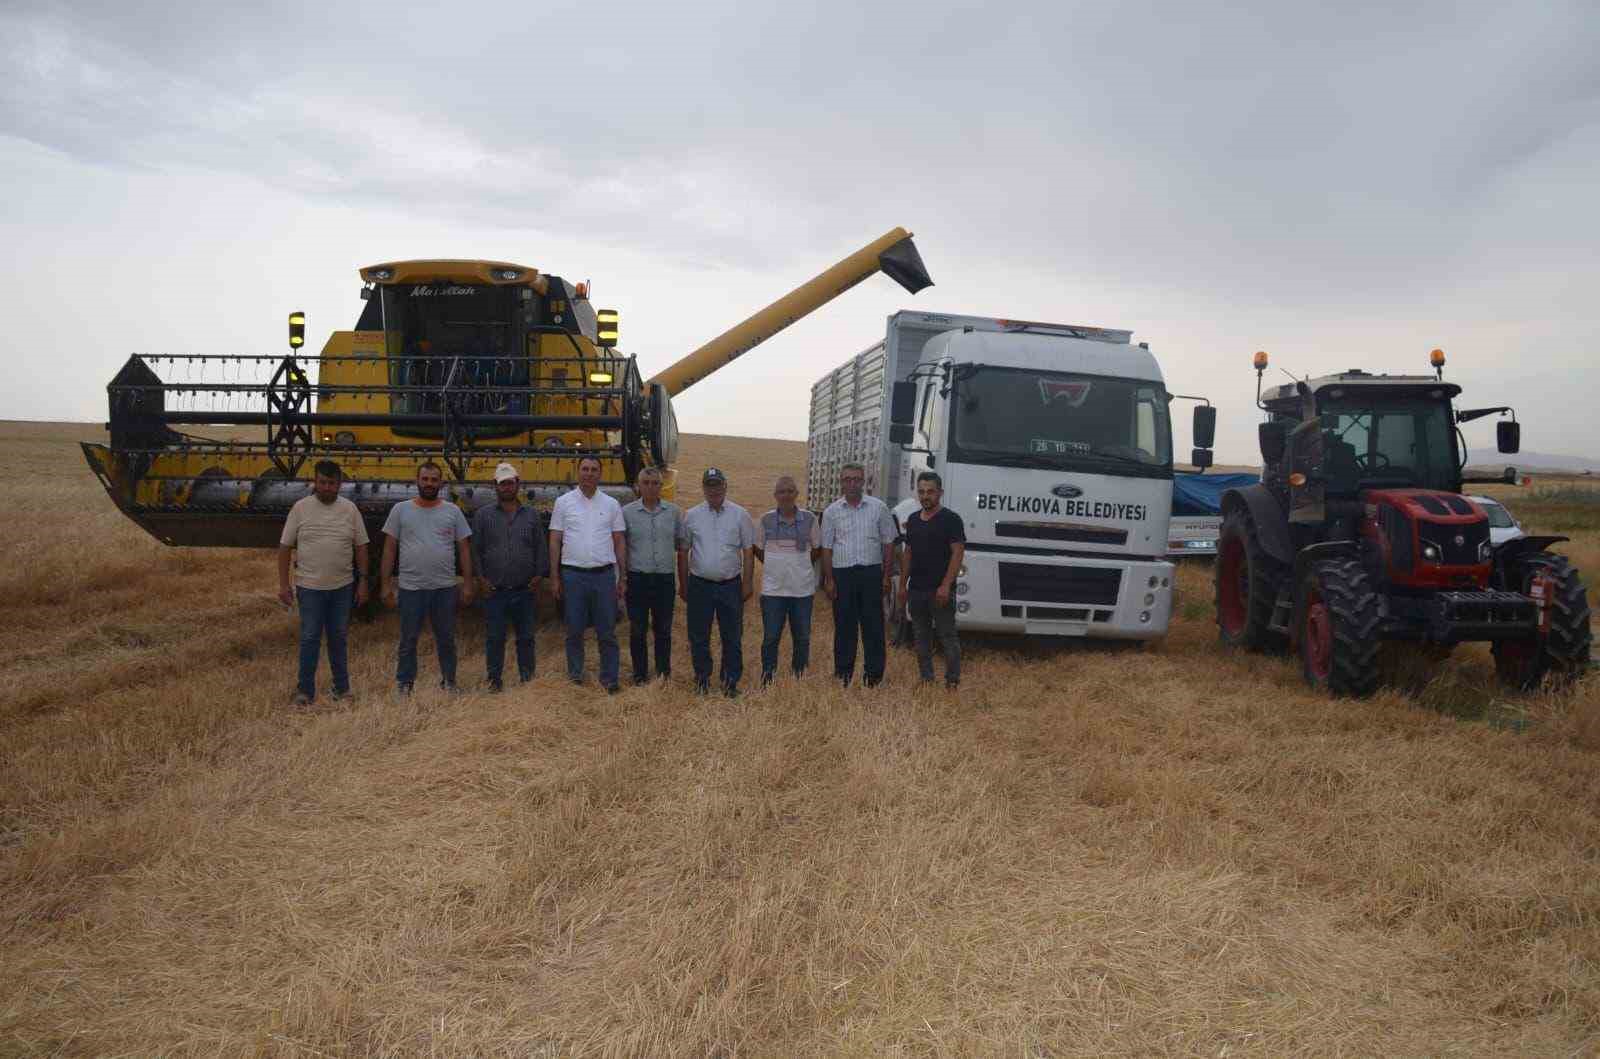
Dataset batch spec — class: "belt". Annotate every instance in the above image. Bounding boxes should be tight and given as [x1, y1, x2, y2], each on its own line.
[562, 563, 614, 572]
[691, 573, 741, 584]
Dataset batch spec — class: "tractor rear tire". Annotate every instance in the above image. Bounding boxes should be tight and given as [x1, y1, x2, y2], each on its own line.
[1298, 559, 1381, 697]
[1493, 554, 1592, 690]
[1215, 507, 1284, 651]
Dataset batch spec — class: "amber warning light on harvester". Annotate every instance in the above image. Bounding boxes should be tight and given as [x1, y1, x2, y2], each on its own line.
[288, 311, 305, 349]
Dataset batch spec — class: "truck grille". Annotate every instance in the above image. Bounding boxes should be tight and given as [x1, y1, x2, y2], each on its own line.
[995, 522, 1127, 546]
[998, 563, 1122, 606]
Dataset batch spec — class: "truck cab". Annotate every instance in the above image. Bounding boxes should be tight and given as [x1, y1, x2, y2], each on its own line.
[884, 322, 1208, 639]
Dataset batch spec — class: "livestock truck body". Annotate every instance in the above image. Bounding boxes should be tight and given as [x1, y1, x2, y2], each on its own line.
[808, 311, 1208, 640]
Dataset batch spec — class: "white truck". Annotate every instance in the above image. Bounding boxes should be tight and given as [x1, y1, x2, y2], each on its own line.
[806, 311, 1214, 640]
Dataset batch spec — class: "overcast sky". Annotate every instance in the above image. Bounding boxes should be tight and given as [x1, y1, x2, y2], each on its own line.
[2, 0, 1596, 464]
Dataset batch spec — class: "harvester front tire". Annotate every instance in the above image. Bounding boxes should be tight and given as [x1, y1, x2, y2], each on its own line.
[1298, 559, 1380, 698]
[1215, 508, 1283, 651]
[1493, 554, 1592, 690]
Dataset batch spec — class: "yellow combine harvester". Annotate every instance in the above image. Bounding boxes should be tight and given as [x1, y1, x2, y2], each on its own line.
[82, 228, 931, 555]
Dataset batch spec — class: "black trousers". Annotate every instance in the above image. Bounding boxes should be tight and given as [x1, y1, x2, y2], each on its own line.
[626, 571, 675, 681]
[832, 564, 886, 686]
[687, 575, 744, 692]
[908, 588, 960, 686]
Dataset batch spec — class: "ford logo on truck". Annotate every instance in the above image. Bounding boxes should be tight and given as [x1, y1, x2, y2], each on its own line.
[1051, 483, 1084, 499]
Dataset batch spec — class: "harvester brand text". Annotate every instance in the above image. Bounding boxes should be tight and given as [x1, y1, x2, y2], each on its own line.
[976, 494, 1149, 521]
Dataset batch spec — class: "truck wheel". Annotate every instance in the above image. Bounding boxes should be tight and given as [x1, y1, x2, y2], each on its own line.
[1299, 559, 1380, 697]
[1493, 554, 1592, 690]
[1215, 508, 1283, 651]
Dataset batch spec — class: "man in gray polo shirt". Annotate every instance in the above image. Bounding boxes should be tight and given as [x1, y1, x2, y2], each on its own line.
[677, 467, 754, 695]
[472, 462, 545, 692]
[621, 466, 684, 685]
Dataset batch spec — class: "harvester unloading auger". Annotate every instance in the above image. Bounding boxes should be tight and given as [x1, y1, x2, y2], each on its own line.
[81, 228, 933, 552]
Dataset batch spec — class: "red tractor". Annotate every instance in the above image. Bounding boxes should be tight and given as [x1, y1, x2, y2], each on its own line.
[1216, 350, 1591, 695]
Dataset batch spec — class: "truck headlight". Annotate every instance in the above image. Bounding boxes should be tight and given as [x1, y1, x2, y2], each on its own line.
[956, 601, 971, 614]
[1140, 610, 1151, 623]
[955, 582, 969, 596]
[1148, 575, 1160, 588]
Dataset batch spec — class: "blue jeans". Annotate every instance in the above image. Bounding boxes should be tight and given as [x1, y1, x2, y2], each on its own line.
[687, 575, 744, 693]
[562, 566, 620, 687]
[397, 586, 459, 688]
[483, 587, 536, 684]
[760, 594, 813, 682]
[296, 585, 353, 699]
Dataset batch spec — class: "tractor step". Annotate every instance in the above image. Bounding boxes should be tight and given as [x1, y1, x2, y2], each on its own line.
[1268, 588, 1293, 634]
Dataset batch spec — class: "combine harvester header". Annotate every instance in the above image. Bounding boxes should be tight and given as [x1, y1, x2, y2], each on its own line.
[82, 228, 932, 550]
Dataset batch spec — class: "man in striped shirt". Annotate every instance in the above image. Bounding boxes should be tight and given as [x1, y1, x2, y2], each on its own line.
[820, 462, 898, 687]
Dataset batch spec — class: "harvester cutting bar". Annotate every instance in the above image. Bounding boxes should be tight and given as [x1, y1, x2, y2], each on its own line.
[151, 412, 623, 429]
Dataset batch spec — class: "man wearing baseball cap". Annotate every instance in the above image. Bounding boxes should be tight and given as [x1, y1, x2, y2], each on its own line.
[677, 467, 755, 695]
[471, 462, 546, 691]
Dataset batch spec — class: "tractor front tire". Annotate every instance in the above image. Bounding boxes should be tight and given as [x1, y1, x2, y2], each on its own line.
[1493, 554, 1592, 690]
[1215, 508, 1284, 651]
[1298, 559, 1381, 697]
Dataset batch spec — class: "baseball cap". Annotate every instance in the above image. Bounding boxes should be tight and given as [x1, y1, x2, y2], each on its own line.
[702, 467, 727, 484]
[493, 462, 519, 483]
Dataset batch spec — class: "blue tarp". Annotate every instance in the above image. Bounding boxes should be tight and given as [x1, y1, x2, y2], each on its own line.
[1172, 472, 1260, 516]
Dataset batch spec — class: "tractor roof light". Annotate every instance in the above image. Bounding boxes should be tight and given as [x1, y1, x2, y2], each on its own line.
[1253, 350, 1269, 372]
[1430, 347, 1446, 379]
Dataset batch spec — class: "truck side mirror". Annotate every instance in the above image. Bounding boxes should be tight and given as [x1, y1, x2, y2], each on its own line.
[1192, 405, 1216, 449]
[1191, 448, 1213, 470]
[888, 423, 913, 445]
[1497, 420, 1520, 454]
[1259, 420, 1288, 464]
[889, 381, 917, 426]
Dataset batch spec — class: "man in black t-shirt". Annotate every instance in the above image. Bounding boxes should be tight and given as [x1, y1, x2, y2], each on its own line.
[896, 471, 966, 688]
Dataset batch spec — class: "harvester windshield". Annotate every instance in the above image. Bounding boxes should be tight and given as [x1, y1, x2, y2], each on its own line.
[1315, 393, 1457, 493]
[949, 367, 1172, 477]
[380, 283, 530, 429]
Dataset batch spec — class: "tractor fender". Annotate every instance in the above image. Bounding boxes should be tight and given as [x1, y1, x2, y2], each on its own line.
[1494, 535, 1569, 563]
[1221, 484, 1294, 567]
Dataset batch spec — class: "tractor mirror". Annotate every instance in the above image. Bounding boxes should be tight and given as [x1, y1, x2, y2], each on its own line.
[1192, 405, 1216, 449]
[1191, 447, 1213, 470]
[889, 423, 914, 445]
[1258, 420, 1288, 464]
[1497, 420, 1520, 454]
[889, 381, 917, 426]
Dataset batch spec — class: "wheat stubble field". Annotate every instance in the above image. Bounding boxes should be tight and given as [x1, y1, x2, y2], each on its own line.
[1, 421, 1598, 1057]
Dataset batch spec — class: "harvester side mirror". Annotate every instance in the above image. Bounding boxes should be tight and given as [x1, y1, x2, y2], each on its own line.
[1258, 420, 1288, 464]
[1192, 405, 1216, 449]
[1191, 448, 1213, 470]
[888, 423, 914, 445]
[596, 309, 619, 348]
[889, 381, 917, 426]
[288, 311, 305, 350]
[1497, 420, 1520, 454]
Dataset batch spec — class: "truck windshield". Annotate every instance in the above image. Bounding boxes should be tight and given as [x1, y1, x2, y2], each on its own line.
[1316, 394, 1457, 492]
[948, 367, 1172, 478]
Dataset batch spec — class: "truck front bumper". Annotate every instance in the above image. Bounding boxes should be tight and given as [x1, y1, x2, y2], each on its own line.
[955, 550, 1175, 639]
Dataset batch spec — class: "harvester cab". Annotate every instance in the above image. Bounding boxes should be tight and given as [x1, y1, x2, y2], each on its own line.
[81, 228, 933, 567]
[1215, 350, 1590, 695]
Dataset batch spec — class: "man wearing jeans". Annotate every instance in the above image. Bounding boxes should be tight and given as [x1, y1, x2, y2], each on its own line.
[820, 462, 898, 687]
[678, 468, 755, 696]
[277, 460, 370, 706]
[472, 462, 545, 692]
[754, 476, 820, 684]
[896, 471, 966, 688]
[549, 454, 626, 693]
[621, 466, 683, 685]
[381, 462, 474, 693]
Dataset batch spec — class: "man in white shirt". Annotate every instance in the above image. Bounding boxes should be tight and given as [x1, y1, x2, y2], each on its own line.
[754, 475, 821, 684]
[820, 462, 898, 687]
[548, 454, 627, 692]
[678, 467, 755, 695]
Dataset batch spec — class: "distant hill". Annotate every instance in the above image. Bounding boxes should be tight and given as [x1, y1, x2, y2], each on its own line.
[1472, 451, 1600, 475]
